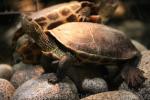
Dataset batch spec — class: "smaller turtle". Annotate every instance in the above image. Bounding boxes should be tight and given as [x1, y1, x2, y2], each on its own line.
[27, 0, 119, 30]
[27, 1, 102, 30]
[13, 0, 119, 46]
[23, 16, 145, 88]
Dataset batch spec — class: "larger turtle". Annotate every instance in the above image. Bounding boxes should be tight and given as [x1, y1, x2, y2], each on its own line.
[13, 0, 118, 64]
[23, 14, 145, 88]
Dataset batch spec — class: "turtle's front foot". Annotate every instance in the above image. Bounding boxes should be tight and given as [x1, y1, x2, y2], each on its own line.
[47, 66, 65, 84]
[50, 55, 73, 84]
[121, 67, 145, 89]
[47, 73, 59, 84]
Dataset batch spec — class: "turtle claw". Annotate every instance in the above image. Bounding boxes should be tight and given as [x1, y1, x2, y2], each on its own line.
[122, 67, 145, 89]
[47, 68, 65, 84]
[47, 73, 59, 84]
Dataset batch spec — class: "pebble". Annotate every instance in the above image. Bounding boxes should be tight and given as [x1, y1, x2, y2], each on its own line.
[12, 73, 79, 100]
[81, 90, 141, 100]
[0, 64, 13, 80]
[11, 63, 44, 88]
[137, 51, 150, 100]
[138, 51, 150, 79]
[0, 79, 15, 100]
[66, 65, 108, 94]
[82, 78, 108, 94]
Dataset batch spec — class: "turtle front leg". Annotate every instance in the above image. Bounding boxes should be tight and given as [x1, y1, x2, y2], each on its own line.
[49, 55, 75, 84]
[77, 14, 90, 22]
[89, 15, 102, 23]
[77, 14, 102, 23]
[121, 65, 145, 89]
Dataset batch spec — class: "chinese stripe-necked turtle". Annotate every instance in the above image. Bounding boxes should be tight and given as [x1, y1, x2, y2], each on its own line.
[14, 0, 119, 42]
[27, 1, 101, 30]
[23, 19, 145, 88]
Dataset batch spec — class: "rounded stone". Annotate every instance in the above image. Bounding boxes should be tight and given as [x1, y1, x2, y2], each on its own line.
[82, 78, 108, 94]
[0, 64, 13, 80]
[11, 64, 44, 88]
[66, 65, 108, 94]
[137, 51, 150, 100]
[12, 73, 79, 100]
[138, 51, 150, 79]
[81, 90, 141, 100]
[0, 79, 15, 100]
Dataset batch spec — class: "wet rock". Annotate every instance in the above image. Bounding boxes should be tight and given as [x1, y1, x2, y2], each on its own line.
[82, 78, 108, 94]
[137, 51, 150, 100]
[12, 61, 33, 71]
[0, 79, 15, 100]
[0, 64, 13, 80]
[81, 90, 141, 100]
[11, 64, 44, 88]
[138, 51, 150, 80]
[12, 73, 79, 100]
[138, 81, 150, 100]
[66, 65, 108, 94]
[131, 40, 147, 52]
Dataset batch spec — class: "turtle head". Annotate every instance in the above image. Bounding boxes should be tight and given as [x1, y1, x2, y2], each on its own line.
[77, 1, 96, 17]
[21, 14, 49, 51]
[94, 0, 119, 22]
[21, 14, 43, 43]
[21, 14, 61, 58]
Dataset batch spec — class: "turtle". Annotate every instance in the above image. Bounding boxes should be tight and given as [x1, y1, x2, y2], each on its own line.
[26, 1, 101, 30]
[13, 0, 118, 64]
[27, 0, 119, 30]
[13, 0, 119, 42]
[22, 13, 145, 88]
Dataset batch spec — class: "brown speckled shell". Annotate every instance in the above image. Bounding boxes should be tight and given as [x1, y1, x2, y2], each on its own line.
[29, 1, 85, 30]
[30, 1, 81, 19]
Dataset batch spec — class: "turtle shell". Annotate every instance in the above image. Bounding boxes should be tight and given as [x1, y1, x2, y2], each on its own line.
[29, 1, 94, 30]
[48, 22, 139, 63]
